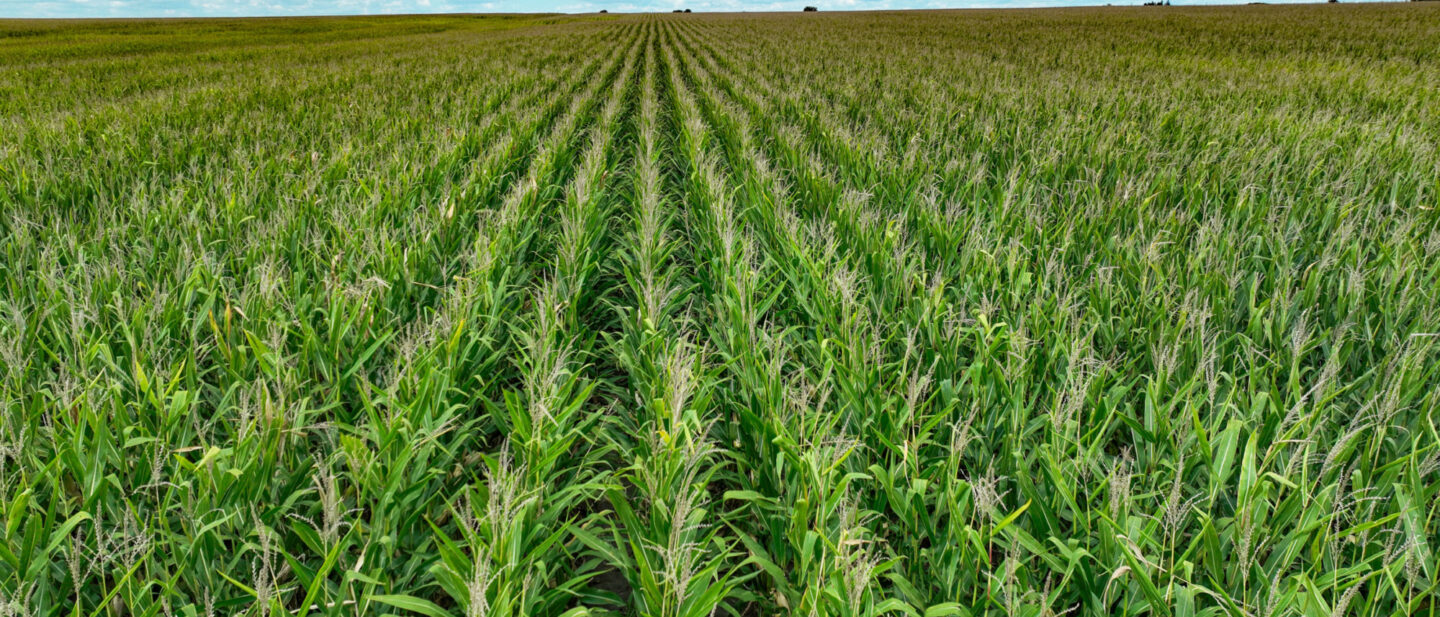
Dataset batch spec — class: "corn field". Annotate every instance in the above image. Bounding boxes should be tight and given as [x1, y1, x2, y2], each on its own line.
[1, 5, 1438, 617]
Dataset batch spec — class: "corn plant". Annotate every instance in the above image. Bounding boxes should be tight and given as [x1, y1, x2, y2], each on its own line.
[1, 7, 1437, 617]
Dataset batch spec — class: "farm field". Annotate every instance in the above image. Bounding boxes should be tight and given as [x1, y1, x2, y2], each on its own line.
[2, 5, 1439, 617]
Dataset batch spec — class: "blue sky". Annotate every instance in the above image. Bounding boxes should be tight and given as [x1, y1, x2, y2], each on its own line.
[1, 0, 1364, 21]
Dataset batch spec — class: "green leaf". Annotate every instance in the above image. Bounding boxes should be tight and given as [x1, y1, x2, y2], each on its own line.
[369, 595, 453, 617]
[924, 602, 969, 617]
[874, 598, 920, 616]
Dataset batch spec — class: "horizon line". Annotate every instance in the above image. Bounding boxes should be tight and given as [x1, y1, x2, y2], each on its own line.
[1, 0, 1419, 21]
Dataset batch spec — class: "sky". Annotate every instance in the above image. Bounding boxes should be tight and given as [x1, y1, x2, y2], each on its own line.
[0, 0, 1372, 23]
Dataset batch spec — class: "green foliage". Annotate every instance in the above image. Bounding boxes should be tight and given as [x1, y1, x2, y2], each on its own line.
[1, 6, 1438, 617]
